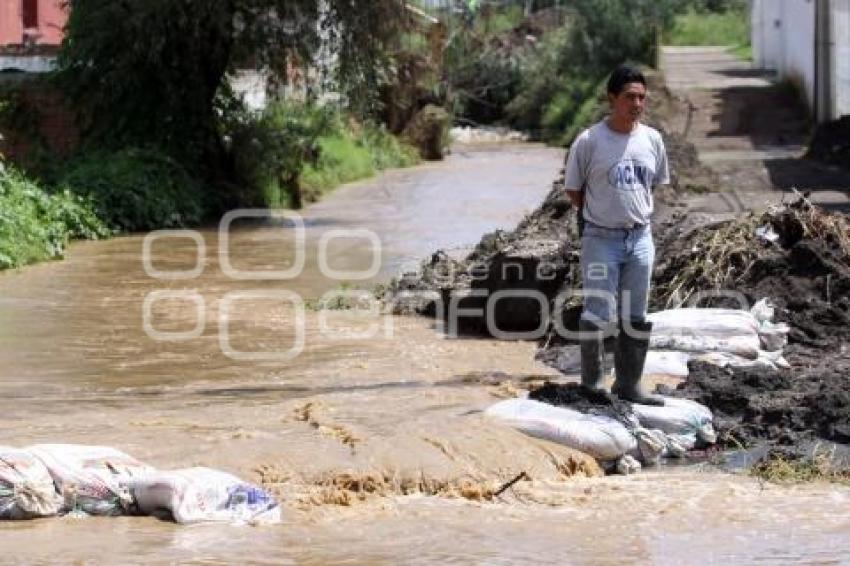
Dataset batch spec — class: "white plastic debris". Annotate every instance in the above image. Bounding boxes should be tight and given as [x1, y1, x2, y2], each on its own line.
[27, 444, 153, 516]
[0, 447, 63, 519]
[129, 468, 281, 525]
[755, 225, 780, 243]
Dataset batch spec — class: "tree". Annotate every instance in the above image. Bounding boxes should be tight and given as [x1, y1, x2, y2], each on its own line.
[57, 0, 407, 169]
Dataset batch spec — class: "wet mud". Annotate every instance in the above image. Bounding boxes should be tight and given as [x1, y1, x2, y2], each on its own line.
[806, 115, 850, 168]
[529, 381, 632, 418]
[660, 360, 850, 466]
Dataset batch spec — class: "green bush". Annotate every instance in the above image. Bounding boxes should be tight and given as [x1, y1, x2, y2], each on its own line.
[358, 123, 420, 170]
[0, 164, 109, 269]
[224, 100, 337, 208]
[555, 78, 608, 146]
[226, 99, 419, 207]
[59, 148, 206, 232]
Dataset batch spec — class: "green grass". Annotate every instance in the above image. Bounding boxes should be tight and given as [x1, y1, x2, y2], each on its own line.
[727, 43, 752, 61]
[299, 126, 419, 202]
[666, 8, 750, 48]
[0, 165, 110, 269]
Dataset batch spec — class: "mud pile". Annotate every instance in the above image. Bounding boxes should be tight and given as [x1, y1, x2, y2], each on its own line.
[659, 360, 850, 465]
[649, 199, 850, 465]
[642, 71, 718, 196]
[529, 382, 632, 419]
[652, 198, 850, 358]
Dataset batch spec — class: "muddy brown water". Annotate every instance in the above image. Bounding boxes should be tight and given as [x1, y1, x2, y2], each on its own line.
[1, 144, 848, 563]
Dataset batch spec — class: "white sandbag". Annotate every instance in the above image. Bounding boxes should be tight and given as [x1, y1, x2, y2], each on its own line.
[648, 308, 760, 338]
[27, 444, 153, 516]
[649, 333, 761, 359]
[696, 349, 790, 371]
[0, 447, 62, 519]
[631, 398, 717, 445]
[750, 298, 774, 323]
[642, 351, 691, 376]
[485, 399, 637, 461]
[758, 321, 790, 352]
[129, 468, 281, 525]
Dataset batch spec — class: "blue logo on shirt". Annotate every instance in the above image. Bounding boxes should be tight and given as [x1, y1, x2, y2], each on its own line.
[608, 159, 653, 191]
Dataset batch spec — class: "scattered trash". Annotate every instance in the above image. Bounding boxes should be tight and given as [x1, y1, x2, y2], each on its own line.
[755, 225, 780, 243]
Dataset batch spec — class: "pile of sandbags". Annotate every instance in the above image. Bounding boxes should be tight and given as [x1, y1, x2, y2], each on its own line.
[486, 394, 717, 474]
[0, 444, 280, 524]
[538, 300, 790, 379]
[644, 299, 790, 373]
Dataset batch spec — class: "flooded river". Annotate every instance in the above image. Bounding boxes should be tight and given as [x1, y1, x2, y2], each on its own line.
[1, 144, 848, 563]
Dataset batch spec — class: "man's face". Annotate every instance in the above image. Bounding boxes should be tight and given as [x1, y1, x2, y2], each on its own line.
[608, 82, 647, 122]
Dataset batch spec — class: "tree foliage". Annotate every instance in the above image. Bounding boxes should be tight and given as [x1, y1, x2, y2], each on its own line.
[57, 0, 408, 166]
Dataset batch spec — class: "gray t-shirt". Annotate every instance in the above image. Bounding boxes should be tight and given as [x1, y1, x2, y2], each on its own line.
[564, 120, 669, 228]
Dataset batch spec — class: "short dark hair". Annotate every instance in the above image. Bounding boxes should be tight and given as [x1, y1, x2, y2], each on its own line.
[607, 64, 646, 96]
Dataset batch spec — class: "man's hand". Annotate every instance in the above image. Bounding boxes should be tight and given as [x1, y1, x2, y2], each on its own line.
[565, 189, 584, 210]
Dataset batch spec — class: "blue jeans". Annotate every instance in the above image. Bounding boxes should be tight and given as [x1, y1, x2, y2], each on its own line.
[579, 222, 654, 325]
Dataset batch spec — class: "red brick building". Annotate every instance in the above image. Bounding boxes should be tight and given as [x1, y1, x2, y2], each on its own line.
[0, 0, 67, 72]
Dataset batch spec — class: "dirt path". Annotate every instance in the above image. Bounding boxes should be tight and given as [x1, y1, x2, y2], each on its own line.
[660, 46, 850, 213]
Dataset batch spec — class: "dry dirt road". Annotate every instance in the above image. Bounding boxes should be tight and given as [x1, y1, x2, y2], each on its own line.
[660, 46, 850, 214]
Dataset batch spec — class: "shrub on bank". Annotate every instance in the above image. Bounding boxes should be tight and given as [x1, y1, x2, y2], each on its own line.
[0, 164, 109, 269]
[227, 100, 419, 208]
[58, 148, 206, 232]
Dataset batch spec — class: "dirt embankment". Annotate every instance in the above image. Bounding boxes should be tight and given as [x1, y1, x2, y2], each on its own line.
[389, 65, 850, 469]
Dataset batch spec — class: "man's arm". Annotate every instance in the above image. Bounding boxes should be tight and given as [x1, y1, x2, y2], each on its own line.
[563, 131, 589, 210]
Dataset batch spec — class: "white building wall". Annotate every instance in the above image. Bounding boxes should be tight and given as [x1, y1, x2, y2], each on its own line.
[779, 0, 816, 109]
[833, 0, 850, 118]
[752, 0, 783, 69]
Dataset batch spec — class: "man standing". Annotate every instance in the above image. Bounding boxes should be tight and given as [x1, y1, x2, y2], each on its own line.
[563, 64, 669, 406]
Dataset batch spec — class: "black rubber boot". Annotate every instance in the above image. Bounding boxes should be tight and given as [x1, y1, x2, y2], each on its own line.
[579, 319, 605, 392]
[612, 320, 665, 406]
